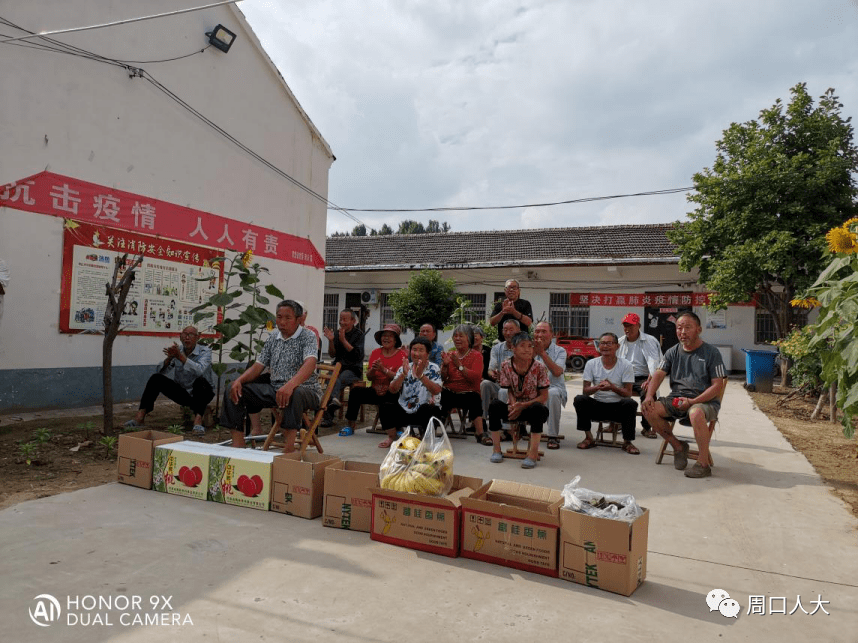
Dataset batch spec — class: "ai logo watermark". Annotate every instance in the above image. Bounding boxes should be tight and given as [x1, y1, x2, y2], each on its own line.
[706, 589, 740, 618]
[29, 594, 62, 627]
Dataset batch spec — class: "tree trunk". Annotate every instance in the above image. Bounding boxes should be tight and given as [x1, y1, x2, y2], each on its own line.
[829, 382, 838, 424]
[102, 254, 143, 435]
[811, 389, 828, 420]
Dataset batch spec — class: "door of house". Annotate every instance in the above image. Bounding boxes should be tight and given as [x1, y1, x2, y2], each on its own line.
[344, 292, 369, 333]
[643, 306, 691, 353]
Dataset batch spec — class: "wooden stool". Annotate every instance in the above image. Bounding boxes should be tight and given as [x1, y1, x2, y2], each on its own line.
[337, 381, 365, 422]
[503, 423, 544, 460]
[595, 421, 624, 448]
[443, 407, 468, 439]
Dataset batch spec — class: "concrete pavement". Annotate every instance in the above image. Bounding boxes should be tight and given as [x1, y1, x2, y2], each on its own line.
[2, 380, 856, 642]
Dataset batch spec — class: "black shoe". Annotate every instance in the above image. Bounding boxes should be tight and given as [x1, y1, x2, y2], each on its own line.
[320, 418, 334, 428]
[327, 397, 342, 410]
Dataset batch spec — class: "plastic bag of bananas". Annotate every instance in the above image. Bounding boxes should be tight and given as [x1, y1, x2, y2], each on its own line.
[379, 417, 454, 496]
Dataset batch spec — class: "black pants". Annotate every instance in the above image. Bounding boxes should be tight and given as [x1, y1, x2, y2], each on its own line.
[378, 402, 443, 435]
[440, 389, 483, 420]
[488, 399, 549, 433]
[632, 376, 651, 431]
[573, 395, 638, 441]
[219, 382, 320, 431]
[344, 386, 398, 422]
[139, 373, 214, 417]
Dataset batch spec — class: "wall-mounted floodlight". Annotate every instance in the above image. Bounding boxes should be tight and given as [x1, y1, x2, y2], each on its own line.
[206, 24, 236, 53]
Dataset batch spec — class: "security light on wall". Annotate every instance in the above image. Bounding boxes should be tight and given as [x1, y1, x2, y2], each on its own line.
[206, 24, 236, 53]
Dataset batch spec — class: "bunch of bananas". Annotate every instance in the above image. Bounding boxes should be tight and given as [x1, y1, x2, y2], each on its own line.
[380, 438, 454, 496]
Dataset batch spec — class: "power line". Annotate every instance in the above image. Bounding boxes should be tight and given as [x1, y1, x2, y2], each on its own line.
[0, 14, 367, 228]
[0, 1, 242, 44]
[331, 187, 694, 213]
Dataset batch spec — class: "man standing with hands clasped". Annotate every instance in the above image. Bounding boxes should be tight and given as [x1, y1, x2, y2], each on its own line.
[490, 279, 533, 333]
[617, 313, 663, 438]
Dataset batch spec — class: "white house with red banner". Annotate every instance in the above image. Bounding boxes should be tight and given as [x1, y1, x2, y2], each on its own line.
[0, 2, 333, 410]
[324, 226, 791, 373]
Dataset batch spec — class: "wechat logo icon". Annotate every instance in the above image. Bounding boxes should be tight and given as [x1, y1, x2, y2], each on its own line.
[706, 589, 740, 618]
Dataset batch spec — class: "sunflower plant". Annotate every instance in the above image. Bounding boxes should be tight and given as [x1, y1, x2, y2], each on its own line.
[799, 218, 858, 437]
[189, 250, 283, 413]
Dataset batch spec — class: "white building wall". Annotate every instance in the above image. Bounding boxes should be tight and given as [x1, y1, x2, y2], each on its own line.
[0, 2, 333, 408]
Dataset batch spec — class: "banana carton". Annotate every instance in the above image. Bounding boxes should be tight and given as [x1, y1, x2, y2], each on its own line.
[370, 475, 483, 558]
[460, 480, 563, 578]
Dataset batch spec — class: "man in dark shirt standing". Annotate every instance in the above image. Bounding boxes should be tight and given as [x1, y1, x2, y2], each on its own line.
[489, 279, 533, 333]
[321, 308, 364, 427]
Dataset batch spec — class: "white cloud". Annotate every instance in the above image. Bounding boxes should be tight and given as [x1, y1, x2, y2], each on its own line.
[240, 0, 858, 235]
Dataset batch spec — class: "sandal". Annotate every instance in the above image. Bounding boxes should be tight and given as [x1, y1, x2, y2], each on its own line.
[338, 427, 354, 437]
[378, 438, 394, 448]
[641, 429, 658, 439]
[622, 442, 640, 455]
[577, 438, 597, 450]
[475, 432, 493, 446]
[547, 438, 560, 450]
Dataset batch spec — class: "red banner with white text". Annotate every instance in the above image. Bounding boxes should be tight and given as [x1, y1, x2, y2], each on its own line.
[569, 292, 756, 307]
[1, 171, 324, 268]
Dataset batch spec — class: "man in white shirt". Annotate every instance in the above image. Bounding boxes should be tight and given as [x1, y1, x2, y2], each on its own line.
[533, 321, 567, 449]
[573, 332, 639, 454]
[480, 318, 519, 420]
[617, 312, 663, 438]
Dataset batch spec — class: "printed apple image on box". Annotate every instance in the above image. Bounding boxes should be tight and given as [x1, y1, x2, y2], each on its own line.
[153, 442, 211, 501]
[207, 446, 277, 511]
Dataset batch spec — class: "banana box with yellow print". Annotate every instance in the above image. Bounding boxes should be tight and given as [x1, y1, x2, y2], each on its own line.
[460, 480, 563, 578]
[370, 475, 483, 558]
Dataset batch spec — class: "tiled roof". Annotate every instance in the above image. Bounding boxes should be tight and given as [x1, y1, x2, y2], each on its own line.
[325, 223, 680, 270]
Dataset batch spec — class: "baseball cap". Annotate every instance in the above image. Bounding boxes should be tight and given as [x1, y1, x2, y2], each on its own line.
[622, 313, 640, 325]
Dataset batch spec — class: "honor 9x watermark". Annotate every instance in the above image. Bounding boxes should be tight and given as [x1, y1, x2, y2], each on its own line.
[29, 593, 193, 628]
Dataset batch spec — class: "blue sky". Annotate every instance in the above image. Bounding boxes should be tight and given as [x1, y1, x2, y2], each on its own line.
[240, 0, 858, 235]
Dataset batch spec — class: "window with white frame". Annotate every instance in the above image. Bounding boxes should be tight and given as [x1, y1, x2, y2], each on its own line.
[457, 293, 487, 324]
[322, 293, 339, 331]
[379, 292, 396, 326]
[549, 292, 590, 337]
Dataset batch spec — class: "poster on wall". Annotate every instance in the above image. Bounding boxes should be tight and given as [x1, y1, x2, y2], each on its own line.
[60, 221, 223, 336]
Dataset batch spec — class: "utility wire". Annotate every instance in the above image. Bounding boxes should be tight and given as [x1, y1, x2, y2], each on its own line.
[0, 14, 367, 228]
[0, 1, 242, 44]
[331, 187, 694, 213]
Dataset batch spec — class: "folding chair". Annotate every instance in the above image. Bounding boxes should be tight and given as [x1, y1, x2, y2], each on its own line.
[337, 380, 365, 423]
[655, 380, 727, 465]
[443, 407, 469, 439]
[263, 362, 341, 457]
[504, 422, 544, 460]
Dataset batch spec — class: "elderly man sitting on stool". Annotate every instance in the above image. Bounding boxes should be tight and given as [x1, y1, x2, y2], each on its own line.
[573, 332, 639, 454]
[219, 299, 321, 449]
[641, 311, 727, 478]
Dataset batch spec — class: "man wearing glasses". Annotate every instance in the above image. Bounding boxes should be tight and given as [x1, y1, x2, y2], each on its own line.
[573, 332, 639, 454]
[489, 279, 534, 333]
[125, 326, 215, 435]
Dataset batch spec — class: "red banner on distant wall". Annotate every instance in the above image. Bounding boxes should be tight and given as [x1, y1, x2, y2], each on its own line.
[569, 292, 756, 307]
[1, 171, 324, 269]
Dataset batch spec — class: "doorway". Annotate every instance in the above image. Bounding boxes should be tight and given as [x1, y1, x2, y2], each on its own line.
[643, 306, 691, 353]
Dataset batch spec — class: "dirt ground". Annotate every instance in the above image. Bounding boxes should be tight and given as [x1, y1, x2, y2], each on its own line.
[2, 389, 857, 517]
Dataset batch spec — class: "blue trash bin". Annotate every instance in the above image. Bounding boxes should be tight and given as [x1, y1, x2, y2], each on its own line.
[743, 349, 778, 393]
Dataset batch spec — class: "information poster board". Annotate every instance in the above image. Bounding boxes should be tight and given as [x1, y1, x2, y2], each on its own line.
[60, 221, 223, 336]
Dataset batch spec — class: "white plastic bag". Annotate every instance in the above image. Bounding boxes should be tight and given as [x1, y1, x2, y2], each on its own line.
[561, 475, 643, 522]
[379, 417, 454, 496]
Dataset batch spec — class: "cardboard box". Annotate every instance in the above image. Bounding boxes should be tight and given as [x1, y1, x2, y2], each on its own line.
[370, 475, 483, 558]
[153, 441, 213, 501]
[322, 461, 381, 532]
[271, 452, 342, 518]
[460, 480, 563, 578]
[207, 445, 278, 511]
[558, 507, 649, 596]
[117, 430, 183, 489]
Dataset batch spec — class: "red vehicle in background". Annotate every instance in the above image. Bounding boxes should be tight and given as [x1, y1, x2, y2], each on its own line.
[555, 335, 600, 371]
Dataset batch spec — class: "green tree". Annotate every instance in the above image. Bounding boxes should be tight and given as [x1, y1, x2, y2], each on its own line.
[670, 83, 858, 339]
[397, 219, 425, 235]
[378, 223, 394, 235]
[352, 224, 368, 236]
[388, 269, 458, 332]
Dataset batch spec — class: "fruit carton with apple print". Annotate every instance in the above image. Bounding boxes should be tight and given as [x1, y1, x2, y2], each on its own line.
[208, 447, 277, 511]
[153, 442, 211, 501]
